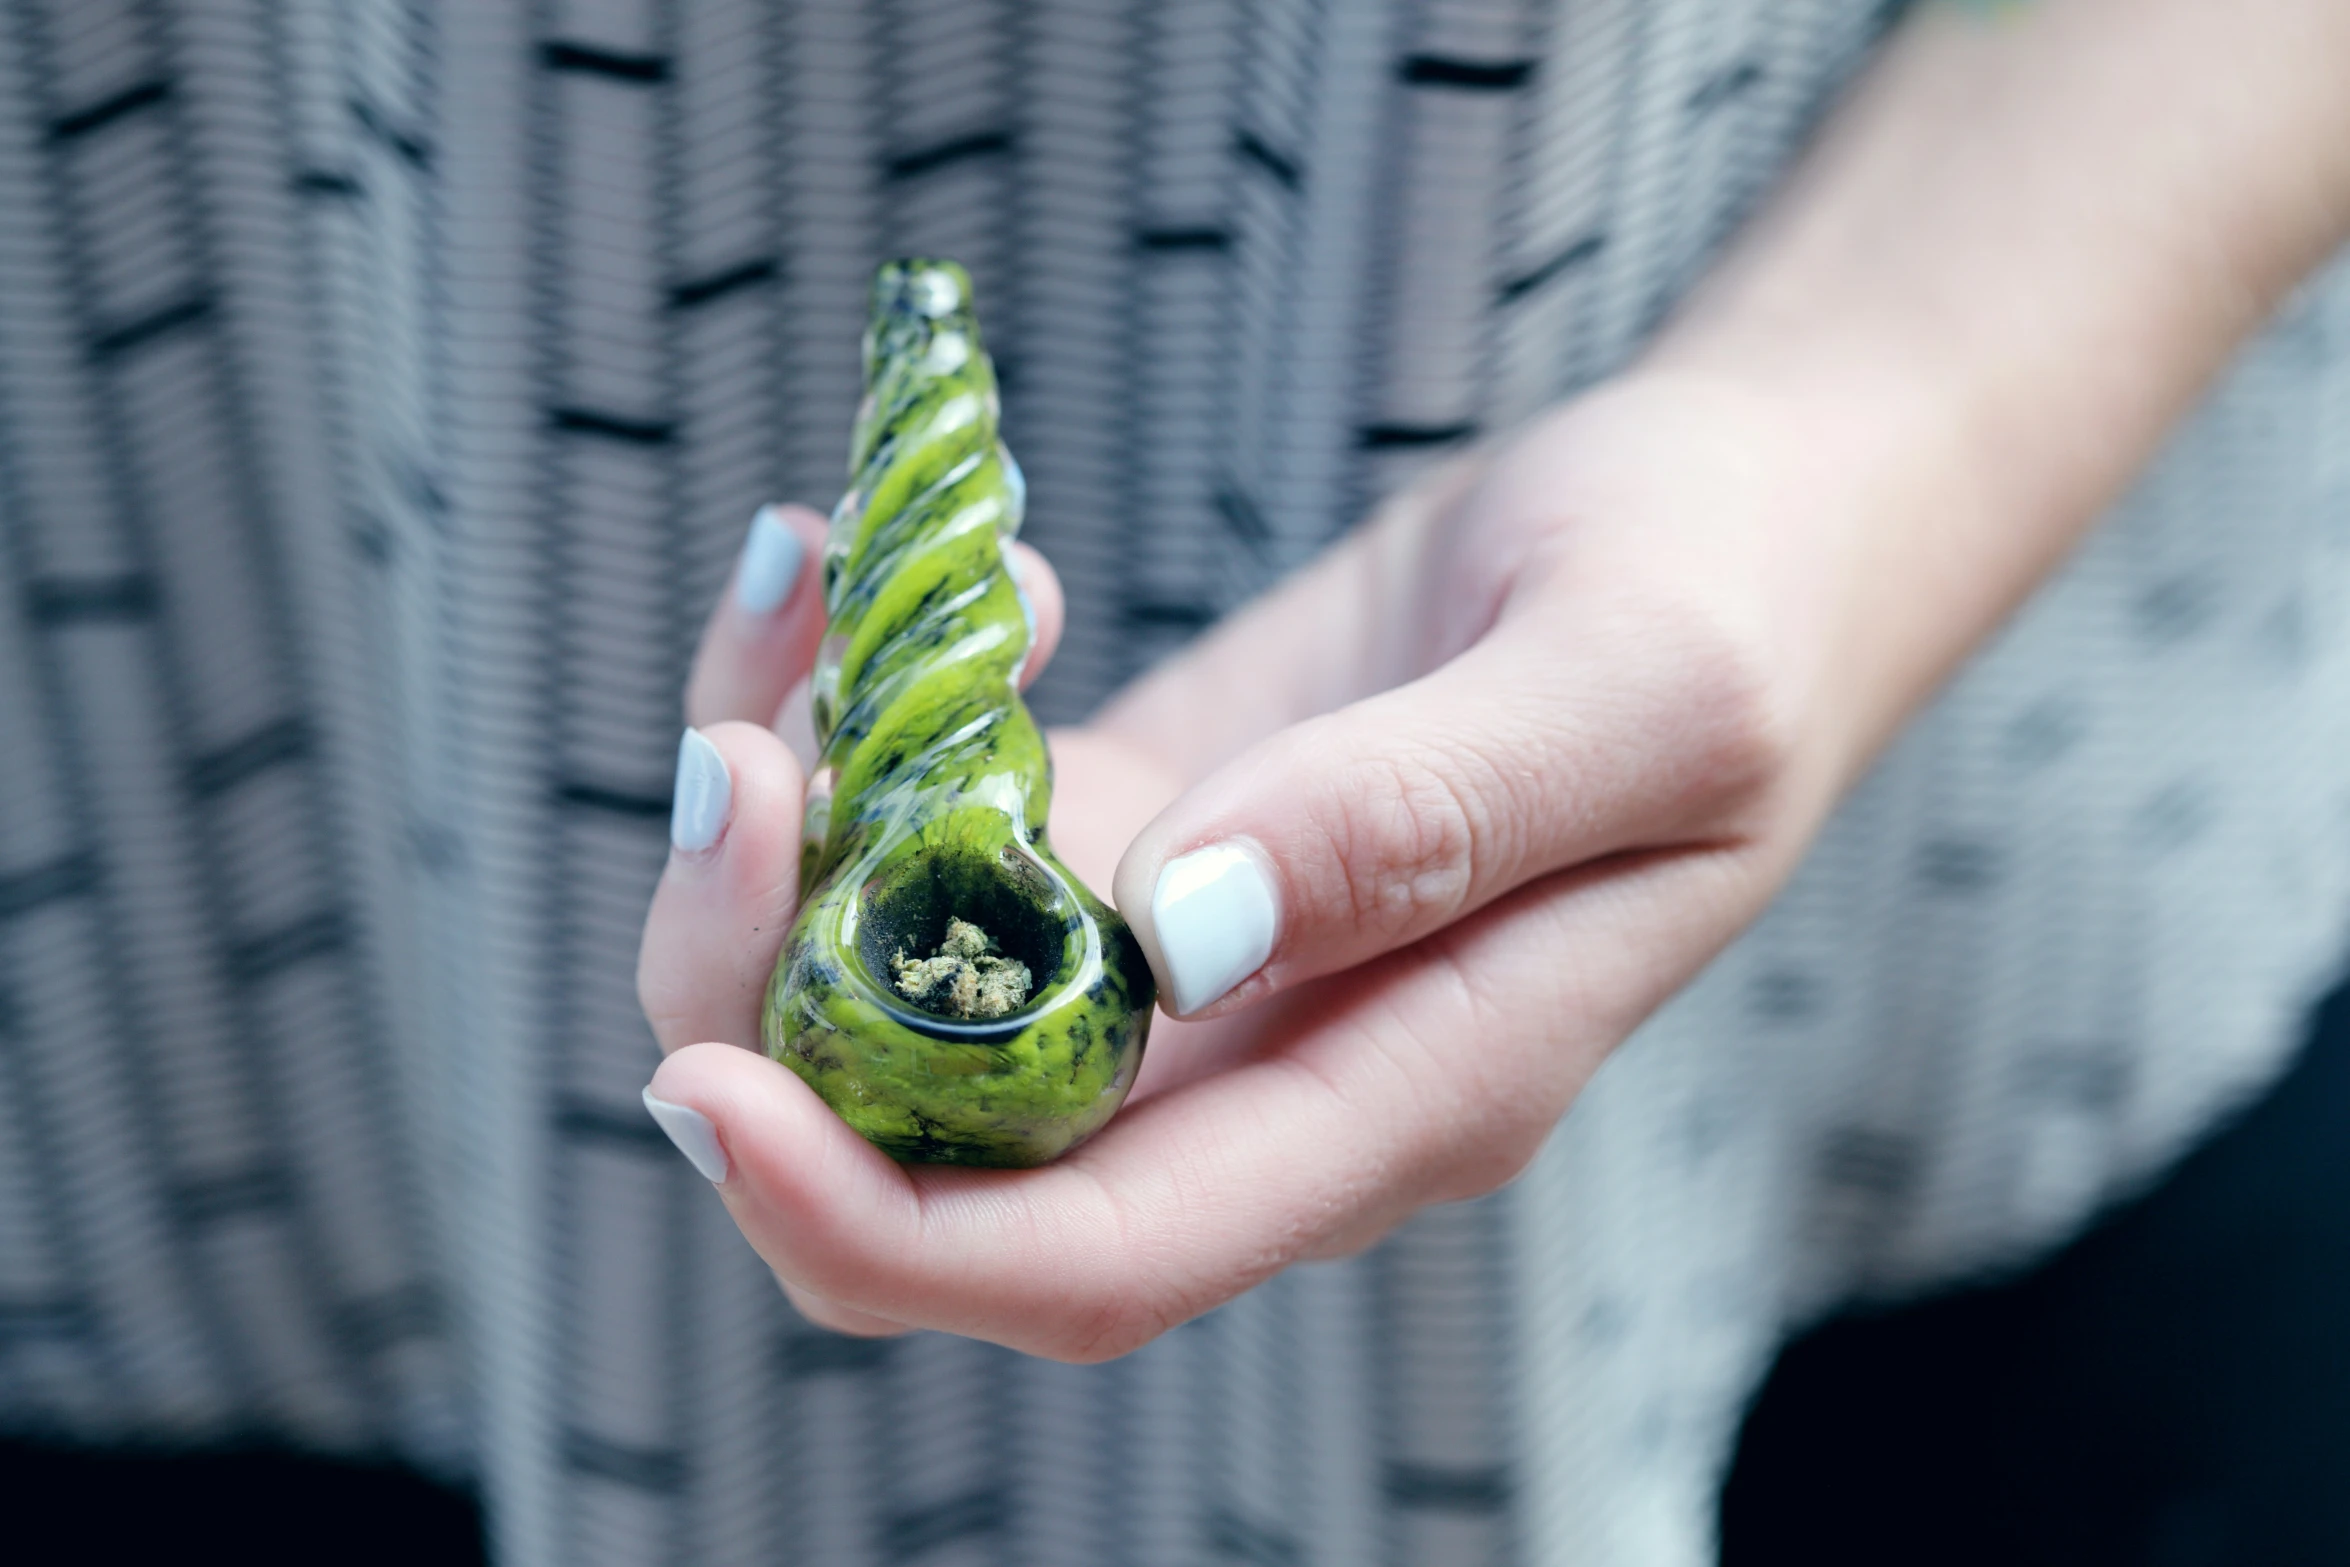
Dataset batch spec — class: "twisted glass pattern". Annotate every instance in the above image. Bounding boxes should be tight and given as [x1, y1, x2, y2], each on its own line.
[762, 259, 1154, 1166]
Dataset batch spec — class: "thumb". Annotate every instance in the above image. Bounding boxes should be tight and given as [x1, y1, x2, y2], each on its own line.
[1111, 593, 1776, 1018]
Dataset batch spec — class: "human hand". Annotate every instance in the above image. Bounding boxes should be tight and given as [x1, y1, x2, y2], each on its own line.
[637, 370, 1885, 1357]
[637, 0, 2350, 1358]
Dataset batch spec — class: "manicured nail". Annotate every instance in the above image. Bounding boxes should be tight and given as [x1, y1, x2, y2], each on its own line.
[642, 1088, 729, 1182]
[1150, 842, 1279, 1014]
[670, 728, 731, 855]
[734, 504, 805, 616]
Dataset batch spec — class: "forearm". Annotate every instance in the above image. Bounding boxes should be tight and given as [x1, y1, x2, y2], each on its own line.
[1646, 0, 2350, 789]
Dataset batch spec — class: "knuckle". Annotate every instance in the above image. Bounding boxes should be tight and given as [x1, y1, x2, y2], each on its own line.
[1315, 745, 1486, 943]
[1441, 1099, 1556, 1198]
[1704, 646, 1795, 808]
[1413, 1066, 1556, 1200]
[1026, 1170, 1192, 1364]
[633, 911, 702, 1051]
[634, 939, 677, 1037]
[1376, 933, 1577, 1204]
[1049, 1285, 1178, 1365]
[1637, 592, 1797, 826]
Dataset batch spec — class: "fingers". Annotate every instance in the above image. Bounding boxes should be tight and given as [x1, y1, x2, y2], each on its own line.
[643, 841, 1760, 1362]
[686, 502, 1067, 733]
[1110, 581, 1788, 1017]
[636, 720, 807, 1055]
[1004, 542, 1066, 691]
[688, 504, 830, 731]
[1036, 728, 1269, 1105]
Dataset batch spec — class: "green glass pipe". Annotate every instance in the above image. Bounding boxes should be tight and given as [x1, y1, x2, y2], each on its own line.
[761, 258, 1155, 1167]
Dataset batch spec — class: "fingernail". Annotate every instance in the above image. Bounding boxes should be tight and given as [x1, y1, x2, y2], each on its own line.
[1150, 842, 1279, 1014]
[670, 728, 731, 855]
[735, 504, 806, 616]
[642, 1087, 729, 1182]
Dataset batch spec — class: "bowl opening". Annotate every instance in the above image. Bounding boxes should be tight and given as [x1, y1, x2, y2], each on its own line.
[854, 845, 1071, 1020]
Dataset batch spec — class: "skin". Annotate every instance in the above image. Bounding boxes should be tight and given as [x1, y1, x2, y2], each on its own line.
[639, 0, 2350, 1354]
[763, 259, 1152, 1167]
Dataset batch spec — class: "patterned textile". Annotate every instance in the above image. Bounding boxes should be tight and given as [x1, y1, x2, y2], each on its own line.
[0, 2, 2345, 1564]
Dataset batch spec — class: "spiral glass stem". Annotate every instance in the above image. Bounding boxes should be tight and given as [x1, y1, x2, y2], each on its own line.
[762, 259, 1154, 1167]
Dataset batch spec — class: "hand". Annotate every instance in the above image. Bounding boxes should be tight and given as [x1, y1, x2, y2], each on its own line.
[637, 371, 1869, 1357]
[635, 0, 2350, 1359]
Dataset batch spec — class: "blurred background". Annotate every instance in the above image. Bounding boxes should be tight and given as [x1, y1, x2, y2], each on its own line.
[3, 1, 2346, 1563]
[7, 964, 2344, 1563]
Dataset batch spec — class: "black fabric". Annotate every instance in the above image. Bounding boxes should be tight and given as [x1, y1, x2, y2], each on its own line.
[0, 1440, 485, 1565]
[1722, 965, 2350, 1567]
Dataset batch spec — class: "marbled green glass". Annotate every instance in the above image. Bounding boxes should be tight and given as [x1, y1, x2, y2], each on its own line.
[762, 259, 1155, 1167]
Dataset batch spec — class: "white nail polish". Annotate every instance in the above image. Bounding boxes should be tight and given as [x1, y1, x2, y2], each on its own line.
[735, 504, 806, 616]
[643, 1088, 729, 1183]
[670, 728, 731, 855]
[1150, 842, 1279, 1014]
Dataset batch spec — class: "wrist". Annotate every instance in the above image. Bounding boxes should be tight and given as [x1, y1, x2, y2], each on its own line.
[1613, 0, 2350, 812]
